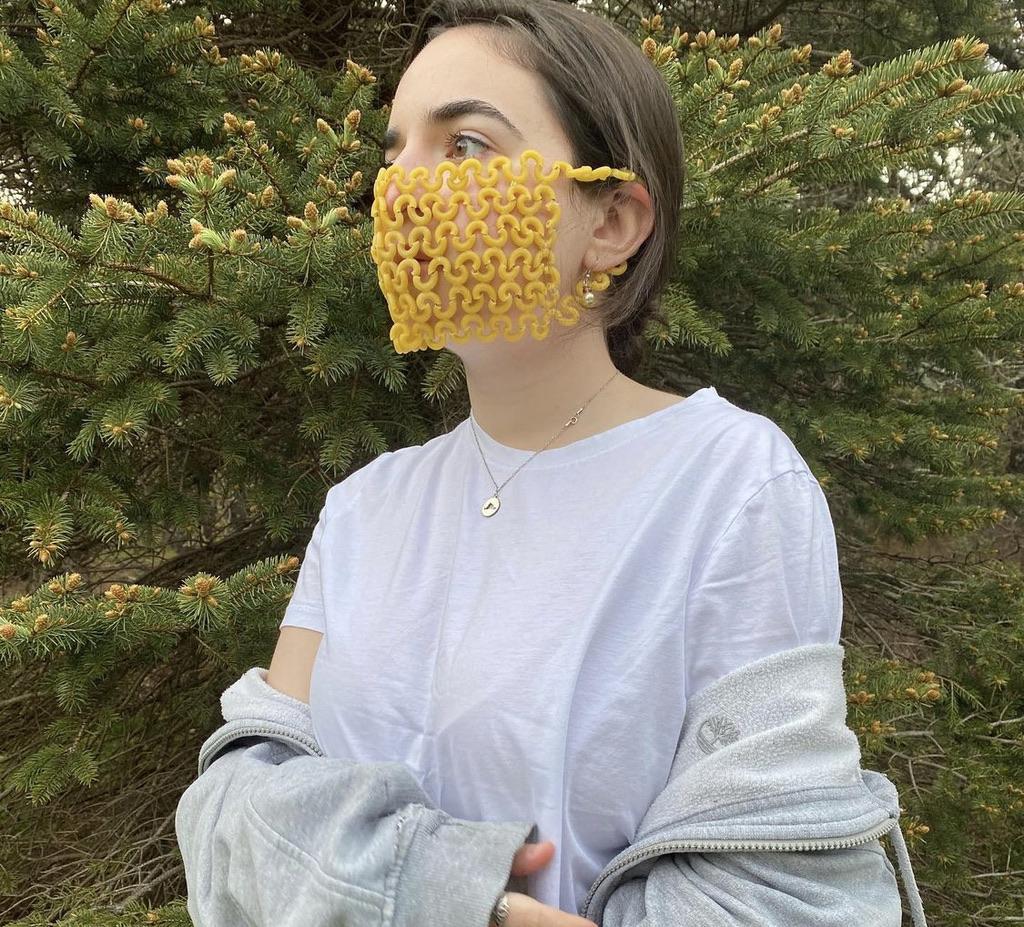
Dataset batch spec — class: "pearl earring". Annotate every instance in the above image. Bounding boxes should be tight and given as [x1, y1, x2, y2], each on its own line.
[582, 269, 596, 307]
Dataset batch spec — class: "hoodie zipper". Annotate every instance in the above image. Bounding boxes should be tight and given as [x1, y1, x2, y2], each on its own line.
[199, 721, 324, 773]
[580, 811, 899, 918]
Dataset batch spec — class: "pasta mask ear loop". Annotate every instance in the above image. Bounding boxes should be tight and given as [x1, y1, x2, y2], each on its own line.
[370, 148, 638, 354]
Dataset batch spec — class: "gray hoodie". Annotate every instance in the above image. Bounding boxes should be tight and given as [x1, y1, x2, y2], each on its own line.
[174, 642, 928, 926]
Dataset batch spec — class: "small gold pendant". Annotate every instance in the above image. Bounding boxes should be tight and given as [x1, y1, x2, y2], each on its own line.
[481, 495, 501, 517]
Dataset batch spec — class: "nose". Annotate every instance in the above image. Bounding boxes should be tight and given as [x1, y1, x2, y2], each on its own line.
[380, 141, 423, 209]
[381, 159, 424, 216]
[375, 164, 440, 265]
[380, 165, 402, 214]
[379, 155, 460, 226]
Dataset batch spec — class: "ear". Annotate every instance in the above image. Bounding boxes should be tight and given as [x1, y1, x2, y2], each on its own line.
[585, 180, 655, 273]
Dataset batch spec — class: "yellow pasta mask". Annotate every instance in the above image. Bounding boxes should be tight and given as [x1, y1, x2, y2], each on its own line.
[370, 148, 638, 354]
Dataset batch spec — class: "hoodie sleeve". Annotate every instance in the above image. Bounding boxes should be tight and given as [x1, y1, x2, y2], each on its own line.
[580, 643, 915, 927]
[174, 729, 539, 927]
[684, 468, 843, 702]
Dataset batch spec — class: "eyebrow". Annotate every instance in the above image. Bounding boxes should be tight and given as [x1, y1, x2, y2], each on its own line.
[382, 98, 525, 153]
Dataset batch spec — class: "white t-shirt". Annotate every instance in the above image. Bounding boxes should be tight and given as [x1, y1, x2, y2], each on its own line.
[280, 385, 843, 913]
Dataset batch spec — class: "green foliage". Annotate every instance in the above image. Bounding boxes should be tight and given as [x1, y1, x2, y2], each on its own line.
[0, 4, 1022, 924]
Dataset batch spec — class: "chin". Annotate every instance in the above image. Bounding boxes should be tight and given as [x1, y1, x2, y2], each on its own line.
[436, 318, 507, 356]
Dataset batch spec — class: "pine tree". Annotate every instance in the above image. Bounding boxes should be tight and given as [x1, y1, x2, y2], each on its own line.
[1, 5, 1023, 922]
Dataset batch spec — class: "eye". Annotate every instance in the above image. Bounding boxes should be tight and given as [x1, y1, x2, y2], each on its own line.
[382, 131, 492, 167]
[444, 131, 491, 162]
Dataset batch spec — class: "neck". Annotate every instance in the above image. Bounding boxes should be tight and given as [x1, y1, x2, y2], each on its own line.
[459, 325, 632, 451]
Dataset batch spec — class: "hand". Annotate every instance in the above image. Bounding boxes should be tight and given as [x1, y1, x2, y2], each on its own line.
[495, 840, 598, 927]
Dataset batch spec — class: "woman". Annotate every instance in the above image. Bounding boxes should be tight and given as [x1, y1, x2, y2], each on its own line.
[268, 0, 844, 923]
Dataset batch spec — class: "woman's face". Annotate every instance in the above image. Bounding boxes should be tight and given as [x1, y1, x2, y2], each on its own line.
[376, 24, 605, 359]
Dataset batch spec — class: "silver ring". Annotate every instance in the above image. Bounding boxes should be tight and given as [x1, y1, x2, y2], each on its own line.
[490, 891, 511, 926]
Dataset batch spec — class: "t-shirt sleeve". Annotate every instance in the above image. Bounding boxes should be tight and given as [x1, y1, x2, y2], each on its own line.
[684, 468, 843, 701]
[280, 501, 330, 634]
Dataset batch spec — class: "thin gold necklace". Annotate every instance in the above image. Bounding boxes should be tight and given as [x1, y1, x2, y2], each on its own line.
[469, 370, 621, 518]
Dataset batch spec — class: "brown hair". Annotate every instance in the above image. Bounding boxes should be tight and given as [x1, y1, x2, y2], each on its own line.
[399, 0, 685, 377]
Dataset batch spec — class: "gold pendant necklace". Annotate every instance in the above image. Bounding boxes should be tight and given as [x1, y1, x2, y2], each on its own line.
[469, 370, 620, 517]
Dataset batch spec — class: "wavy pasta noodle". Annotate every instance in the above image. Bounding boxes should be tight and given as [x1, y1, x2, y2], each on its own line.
[370, 148, 637, 353]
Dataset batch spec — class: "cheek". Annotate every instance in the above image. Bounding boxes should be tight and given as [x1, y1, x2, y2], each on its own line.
[445, 178, 543, 266]
[383, 160, 580, 278]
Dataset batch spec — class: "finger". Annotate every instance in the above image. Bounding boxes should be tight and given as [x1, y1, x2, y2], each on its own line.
[503, 891, 597, 927]
[509, 840, 555, 876]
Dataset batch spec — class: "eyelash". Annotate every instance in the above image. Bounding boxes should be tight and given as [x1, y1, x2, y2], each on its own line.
[383, 131, 492, 167]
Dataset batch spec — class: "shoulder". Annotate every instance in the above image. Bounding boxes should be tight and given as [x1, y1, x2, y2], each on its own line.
[678, 393, 828, 559]
[695, 392, 816, 483]
[321, 424, 461, 518]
